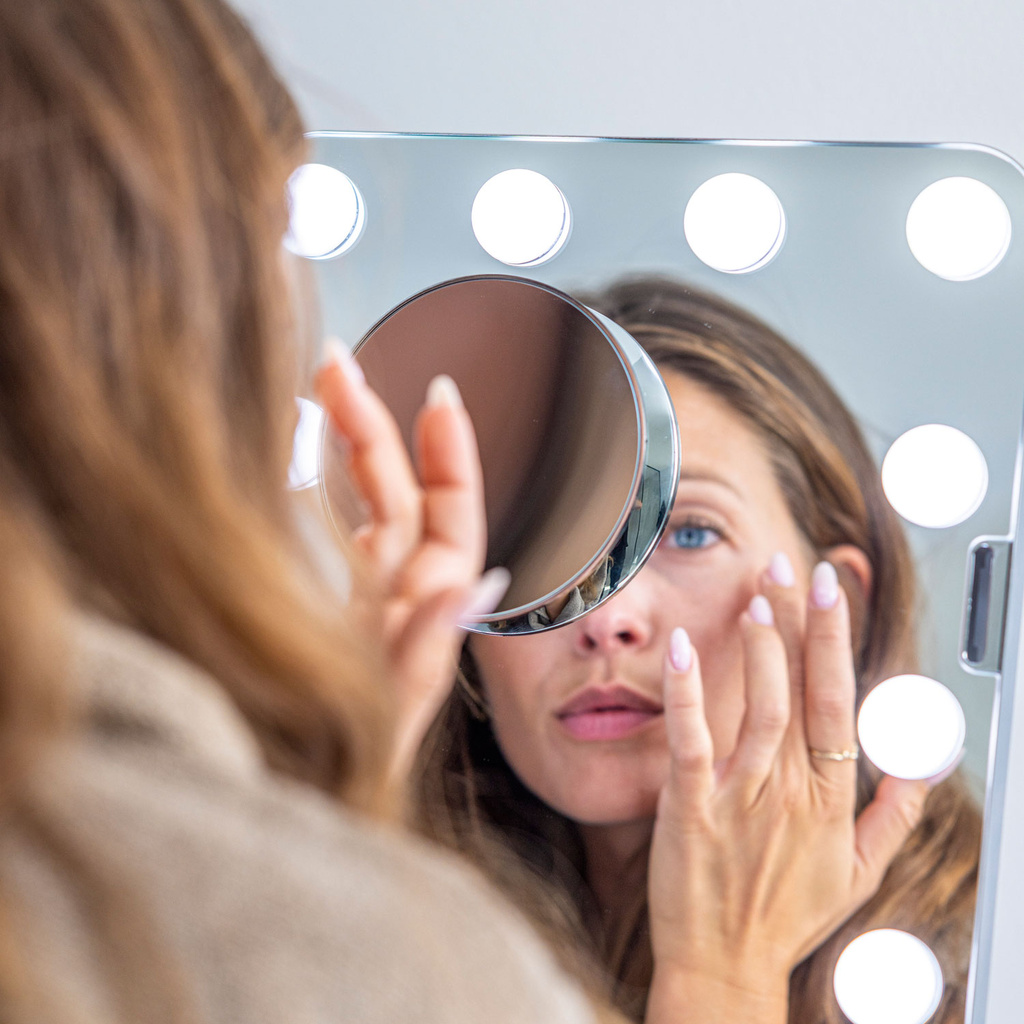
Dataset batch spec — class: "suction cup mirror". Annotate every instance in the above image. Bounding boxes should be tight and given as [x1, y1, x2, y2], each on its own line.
[319, 275, 679, 634]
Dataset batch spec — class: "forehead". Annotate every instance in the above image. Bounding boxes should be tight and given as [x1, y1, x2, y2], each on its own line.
[662, 371, 770, 478]
[661, 370, 796, 527]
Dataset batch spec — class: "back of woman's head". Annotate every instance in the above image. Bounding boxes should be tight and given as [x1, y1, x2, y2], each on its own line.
[0, 0, 391, 807]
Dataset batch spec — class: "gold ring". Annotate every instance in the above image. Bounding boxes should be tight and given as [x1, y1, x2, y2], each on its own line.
[809, 747, 859, 762]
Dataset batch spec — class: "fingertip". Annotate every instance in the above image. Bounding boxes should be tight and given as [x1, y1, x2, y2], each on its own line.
[426, 374, 463, 409]
[748, 593, 774, 627]
[459, 567, 511, 621]
[669, 626, 692, 673]
[809, 561, 839, 610]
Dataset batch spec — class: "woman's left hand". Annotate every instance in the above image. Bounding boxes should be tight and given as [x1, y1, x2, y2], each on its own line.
[645, 560, 929, 1024]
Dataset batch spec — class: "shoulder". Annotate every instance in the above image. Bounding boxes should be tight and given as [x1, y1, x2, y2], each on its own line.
[16, 615, 595, 1024]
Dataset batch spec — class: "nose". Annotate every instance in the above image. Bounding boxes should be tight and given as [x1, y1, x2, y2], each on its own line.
[573, 591, 654, 657]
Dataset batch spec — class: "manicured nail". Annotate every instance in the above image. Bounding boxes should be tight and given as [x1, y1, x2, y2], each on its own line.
[323, 338, 364, 385]
[426, 374, 463, 409]
[669, 626, 692, 673]
[768, 551, 795, 588]
[461, 567, 511, 619]
[810, 561, 839, 609]
[748, 594, 774, 626]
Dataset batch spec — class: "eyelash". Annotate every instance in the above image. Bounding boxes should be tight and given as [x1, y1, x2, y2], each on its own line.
[662, 516, 725, 552]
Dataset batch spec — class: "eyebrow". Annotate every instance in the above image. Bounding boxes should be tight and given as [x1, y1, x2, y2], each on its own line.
[677, 469, 745, 499]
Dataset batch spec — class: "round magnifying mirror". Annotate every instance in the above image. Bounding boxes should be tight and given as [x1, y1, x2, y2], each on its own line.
[319, 275, 679, 635]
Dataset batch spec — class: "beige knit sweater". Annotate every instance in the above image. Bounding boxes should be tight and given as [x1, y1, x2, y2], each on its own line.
[4, 614, 594, 1024]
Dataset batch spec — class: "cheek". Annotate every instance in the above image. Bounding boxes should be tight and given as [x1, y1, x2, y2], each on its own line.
[650, 561, 760, 757]
[468, 637, 551, 743]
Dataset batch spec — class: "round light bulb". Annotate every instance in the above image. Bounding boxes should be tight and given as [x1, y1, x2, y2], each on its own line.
[471, 169, 571, 266]
[285, 163, 365, 260]
[288, 398, 325, 490]
[834, 929, 943, 1024]
[881, 424, 988, 528]
[683, 172, 786, 273]
[858, 674, 966, 781]
[906, 177, 1011, 281]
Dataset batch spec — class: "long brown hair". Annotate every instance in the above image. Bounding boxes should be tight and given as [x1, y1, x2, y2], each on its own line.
[417, 277, 981, 1023]
[0, 0, 393, 1018]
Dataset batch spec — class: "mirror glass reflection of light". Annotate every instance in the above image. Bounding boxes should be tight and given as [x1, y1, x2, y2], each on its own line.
[906, 176, 1011, 281]
[284, 163, 365, 260]
[288, 398, 325, 490]
[833, 929, 944, 1024]
[683, 172, 786, 273]
[858, 674, 967, 781]
[881, 424, 988, 528]
[471, 169, 571, 266]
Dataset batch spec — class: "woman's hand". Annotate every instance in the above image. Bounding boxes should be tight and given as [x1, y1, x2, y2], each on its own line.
[645, 557, 929, 1024]
[314, 342, 508, 784]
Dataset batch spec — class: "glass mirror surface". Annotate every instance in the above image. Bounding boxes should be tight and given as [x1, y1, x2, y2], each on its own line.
[303, 133, 1024, 1023]
[307, 133, 1024, 800]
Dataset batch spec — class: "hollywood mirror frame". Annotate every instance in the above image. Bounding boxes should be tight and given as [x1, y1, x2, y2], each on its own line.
[300, 131, 1024, 1024]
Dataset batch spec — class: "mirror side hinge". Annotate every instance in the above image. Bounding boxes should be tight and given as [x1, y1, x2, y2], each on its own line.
[960, 536, 1013, 676]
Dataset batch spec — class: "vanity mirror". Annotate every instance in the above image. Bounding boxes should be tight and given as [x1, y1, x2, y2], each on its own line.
[290, 132, 1024, 1024]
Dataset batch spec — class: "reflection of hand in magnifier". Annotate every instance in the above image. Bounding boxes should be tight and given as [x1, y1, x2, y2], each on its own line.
[645, 560, 930, 1024]
[314, 341, 509, 785]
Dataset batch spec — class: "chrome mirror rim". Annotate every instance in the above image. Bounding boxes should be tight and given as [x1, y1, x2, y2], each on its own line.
[317, 274, 680, 635]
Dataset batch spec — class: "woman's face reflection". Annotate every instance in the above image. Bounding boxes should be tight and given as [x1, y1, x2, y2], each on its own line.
[469, 371, 817, 826]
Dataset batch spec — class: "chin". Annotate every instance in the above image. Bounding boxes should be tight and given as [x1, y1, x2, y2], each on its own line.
[536, 773, 663, 827]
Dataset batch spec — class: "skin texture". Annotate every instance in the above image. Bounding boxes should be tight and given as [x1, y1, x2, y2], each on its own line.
[470, 373, 858, 891]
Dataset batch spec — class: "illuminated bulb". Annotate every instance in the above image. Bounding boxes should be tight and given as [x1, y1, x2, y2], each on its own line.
[881, 424, 988, 528]
[834, 929, 943, 1024]
[284, 163, 365, 260]
[683, 172, 786, 273]
[288, 398, 325, 490]
[858, 674, 966, 780]
[906, 177, 1011, 281]
[471, 169, 571, 266]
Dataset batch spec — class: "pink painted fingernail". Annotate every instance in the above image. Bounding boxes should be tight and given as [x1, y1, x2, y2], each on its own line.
[427, 374, 463, 409]
[748, 594, 774, 626]
[323, 338, 364, 385]
[669, 626, 692, 673]
[768, 551, 795, 587]
[460, 567, 511, 620]
[810, 561, 839, 609]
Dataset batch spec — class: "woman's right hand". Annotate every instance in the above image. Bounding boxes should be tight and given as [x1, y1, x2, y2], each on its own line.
[314, 343, 508, 785]
[645, 560, 929, 1024]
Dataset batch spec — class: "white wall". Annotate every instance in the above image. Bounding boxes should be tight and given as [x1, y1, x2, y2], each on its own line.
[233, 0, 1024, 165]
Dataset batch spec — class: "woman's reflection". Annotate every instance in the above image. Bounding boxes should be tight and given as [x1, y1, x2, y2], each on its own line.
[415, 278, 981, 1023]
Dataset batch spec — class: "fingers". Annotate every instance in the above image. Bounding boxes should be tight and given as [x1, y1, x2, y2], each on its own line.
[314, 342, 422, 581]
[402, 375, 488, 595]
[803, 562, 859, 783]
[661, 628, 714, 812]
[852, 774, 929, 903]
[387, 568, 510, 784]
[760, 552, 808, 752]
[729, 596, 791, 784]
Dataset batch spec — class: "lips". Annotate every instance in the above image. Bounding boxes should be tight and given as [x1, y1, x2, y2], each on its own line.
[555, 684, 663, 742]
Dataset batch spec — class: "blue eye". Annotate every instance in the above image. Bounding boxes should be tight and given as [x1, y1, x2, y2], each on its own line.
[665, 524, 721, 550]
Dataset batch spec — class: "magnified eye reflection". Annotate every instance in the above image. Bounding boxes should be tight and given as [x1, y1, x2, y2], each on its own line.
[416, 276, 982, 1024]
